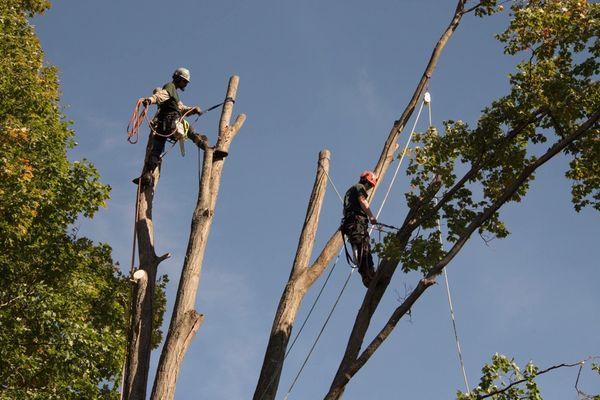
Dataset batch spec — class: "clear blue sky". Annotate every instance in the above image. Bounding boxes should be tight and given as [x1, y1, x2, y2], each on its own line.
[34, 1, 599, 399]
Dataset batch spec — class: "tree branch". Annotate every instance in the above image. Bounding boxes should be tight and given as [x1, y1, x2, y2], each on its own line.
[414, 111, 546, 229]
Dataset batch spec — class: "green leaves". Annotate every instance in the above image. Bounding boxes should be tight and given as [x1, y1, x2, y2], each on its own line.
[376, 0, 599, 277]
[0, 1, 142, 398]
[457, 354, 543, 400]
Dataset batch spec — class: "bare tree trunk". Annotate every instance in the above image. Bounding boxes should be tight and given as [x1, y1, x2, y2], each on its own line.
[151, 76, 246, 400]
[252, 2, 470, 399]
[253, 150, 330, 400]
[123, 135, 172, 400]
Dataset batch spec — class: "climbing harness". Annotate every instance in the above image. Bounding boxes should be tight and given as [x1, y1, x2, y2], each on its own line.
[126, 97, 233, 146]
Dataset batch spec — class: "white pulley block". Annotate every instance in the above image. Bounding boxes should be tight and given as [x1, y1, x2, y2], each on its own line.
[424, 92, 431, 104]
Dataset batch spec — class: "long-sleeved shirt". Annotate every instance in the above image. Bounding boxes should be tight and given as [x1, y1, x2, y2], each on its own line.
[148, 81, 194, 116]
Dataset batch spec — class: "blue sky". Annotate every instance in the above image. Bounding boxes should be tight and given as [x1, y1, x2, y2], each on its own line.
[34, 1, 599, 399]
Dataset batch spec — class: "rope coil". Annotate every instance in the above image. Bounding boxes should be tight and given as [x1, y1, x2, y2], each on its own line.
[126, 97, 230, 144]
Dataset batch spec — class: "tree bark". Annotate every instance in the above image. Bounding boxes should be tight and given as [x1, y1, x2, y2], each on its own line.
[151, 76, 246, 400]
[123, 134, 171, 400]
[253, 150, 330, 400]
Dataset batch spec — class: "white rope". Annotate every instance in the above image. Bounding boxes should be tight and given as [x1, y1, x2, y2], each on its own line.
[436, 214, 470, 394]
[429, 98, 470, 395]
[374, 99, 425, 222]
[320, 158, 344, 204]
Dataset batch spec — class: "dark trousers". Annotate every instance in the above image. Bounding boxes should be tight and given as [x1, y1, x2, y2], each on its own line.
[148, 112, 198, 167]
[341, 216, 375, 287]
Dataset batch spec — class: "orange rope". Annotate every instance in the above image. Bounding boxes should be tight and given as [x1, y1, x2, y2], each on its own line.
[126, 99, 149, 144]
[126, 98, 196, 143]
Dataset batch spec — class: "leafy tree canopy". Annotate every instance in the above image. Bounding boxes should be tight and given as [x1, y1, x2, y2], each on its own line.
[377, 0, 599, 274]
[0, 1, 167, 398]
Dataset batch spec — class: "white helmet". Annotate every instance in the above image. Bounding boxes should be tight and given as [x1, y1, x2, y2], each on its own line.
[173, 67, 191, 82]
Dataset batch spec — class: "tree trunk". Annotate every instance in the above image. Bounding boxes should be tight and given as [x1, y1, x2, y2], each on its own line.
[123, 134, 171, 400]
[151, 76, 246, 400]
[253, 150, 330, 400]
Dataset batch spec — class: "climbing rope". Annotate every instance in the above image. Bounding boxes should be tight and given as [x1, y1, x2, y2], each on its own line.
[282, 267, 353, 400]
[428, 98, 470, 395]
[281, 93, 430, 399]
[130, 182, 141, 276]
[126, 97, 233, 144]
[126, 99, 149, 144]
[374, 98, 426, 223]
[255, 251, 343, 400]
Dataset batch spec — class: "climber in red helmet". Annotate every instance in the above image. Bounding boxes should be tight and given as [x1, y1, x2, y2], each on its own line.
[341, 171, 378, 288]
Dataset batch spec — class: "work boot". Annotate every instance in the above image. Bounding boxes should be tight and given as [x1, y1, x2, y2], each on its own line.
[360, 273, 372, 288]
[359, 265, 376, 288]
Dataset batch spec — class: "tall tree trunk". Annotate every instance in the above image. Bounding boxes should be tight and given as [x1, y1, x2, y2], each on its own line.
[123, 133, 171, 400]
[253, 150, 330, 400]
[253, 2, 470, 399]
[151, 76, 246, 400]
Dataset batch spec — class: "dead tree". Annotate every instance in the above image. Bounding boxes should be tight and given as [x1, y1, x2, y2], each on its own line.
[252, 1, 471, 399]
[123, 76, 245, 400]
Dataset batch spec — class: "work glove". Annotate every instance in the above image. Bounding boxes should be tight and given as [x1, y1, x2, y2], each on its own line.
[370, 217, 378, 225]
[142, 98, 152, 107]
[192, 106, 202, 115]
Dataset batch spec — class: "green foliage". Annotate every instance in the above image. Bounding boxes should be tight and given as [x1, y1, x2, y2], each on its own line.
[152, 274, 169, 348]
[457, 354, 542, 400]
[457, 355, 600, 400]
[376, 0, 599, 275]
[0, 1, 164, 398]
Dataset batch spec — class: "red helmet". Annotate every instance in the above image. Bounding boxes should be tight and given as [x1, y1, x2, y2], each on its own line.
[360, 170, 378, 186]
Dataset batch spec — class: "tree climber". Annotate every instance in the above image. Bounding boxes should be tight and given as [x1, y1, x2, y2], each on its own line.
[341, 171, 378, 288]
[134, 67, 225, 185]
